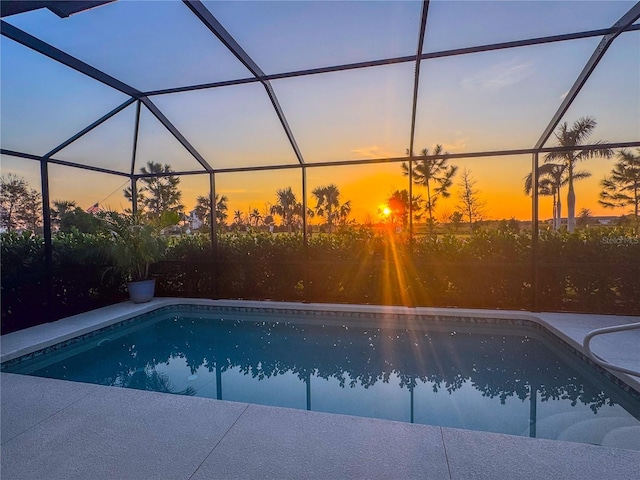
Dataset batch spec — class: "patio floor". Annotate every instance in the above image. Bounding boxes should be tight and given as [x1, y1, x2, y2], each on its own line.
[1, 300, 639, 479]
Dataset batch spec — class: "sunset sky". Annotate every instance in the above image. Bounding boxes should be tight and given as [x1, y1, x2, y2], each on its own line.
[1, 1, 638, 223]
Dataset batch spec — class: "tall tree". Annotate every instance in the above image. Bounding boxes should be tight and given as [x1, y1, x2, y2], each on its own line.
[18, 187, 41, 233]
[270, 187, 303, 233]
[0, 174, 41, 232]
[544, 117, 612, 232]
[311, 184, 350, 233]
[402, 145, 457, 233]
[456, 169, 485, 230]
[233, 210, 245, 227]
[0, 174, 29, 232]
[599, 148, 640, 224]
[249, 208, 262, 227]
[194, 194, 228, 227]
[124, 161, 183, 223]
[525, 162, 590, 231]
[525, 163, 563, 230]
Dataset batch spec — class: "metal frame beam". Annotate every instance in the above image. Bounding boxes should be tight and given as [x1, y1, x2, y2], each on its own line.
[531, 152, 540, 311]
[130, 100, 142, 176]
[5, 140, 638, 180]
[1, 21, 142, 99]
[140, 97, 213, 171]
[39, 159, 53, 321]
[408, 1, 430, 249]
[409, 1, 430, 158]
[209, 173, 217, 255]
[1, 149, 131, 177]
[535, 3, 640, 149]
[182, 0, 305, 165]
[43, 98, 136, 159]
[142, 24, 640, 98]
[1, 23, 211, 173]
[1, 1, 115, 19]
[207, 140, 640, 174]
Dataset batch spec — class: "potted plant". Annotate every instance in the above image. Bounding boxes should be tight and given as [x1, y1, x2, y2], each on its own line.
[104, 211, 165, 303]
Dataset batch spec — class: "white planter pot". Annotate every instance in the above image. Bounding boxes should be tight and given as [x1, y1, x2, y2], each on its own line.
[127, 279, 156, 303]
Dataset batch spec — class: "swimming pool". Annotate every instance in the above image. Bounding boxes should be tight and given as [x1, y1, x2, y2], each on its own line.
[3, 304, 639, 450]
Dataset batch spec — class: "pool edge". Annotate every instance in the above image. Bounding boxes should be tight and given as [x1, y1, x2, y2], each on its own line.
[2, 298, 639, 394]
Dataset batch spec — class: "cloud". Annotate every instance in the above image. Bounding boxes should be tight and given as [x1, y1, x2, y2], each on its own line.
[441, 137, 468, 153]
[350, 145, 398, 159]
[461, 62, 534, 91]
[559, 90, 570, 100]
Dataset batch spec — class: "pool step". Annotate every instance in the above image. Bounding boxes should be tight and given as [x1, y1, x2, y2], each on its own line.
[530, 411, 603, 439]
[601, 426, 640, 450]
[556, 417, 639, 446]
[528, 410, 631, 440]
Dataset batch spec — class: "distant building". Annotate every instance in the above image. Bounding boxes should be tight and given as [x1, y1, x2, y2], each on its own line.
[544, 216, 620, 226]
[188, 209, 203, 230]
[593, 216, 618, 225]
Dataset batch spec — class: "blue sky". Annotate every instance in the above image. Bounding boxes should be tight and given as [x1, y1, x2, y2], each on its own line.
[1, 1, 638, 220]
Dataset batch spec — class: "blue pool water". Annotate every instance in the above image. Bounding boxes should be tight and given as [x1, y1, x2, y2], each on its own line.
[3, 306, 639, 449]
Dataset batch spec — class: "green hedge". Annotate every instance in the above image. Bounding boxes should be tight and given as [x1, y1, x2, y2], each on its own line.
[2, 227, 638, 332]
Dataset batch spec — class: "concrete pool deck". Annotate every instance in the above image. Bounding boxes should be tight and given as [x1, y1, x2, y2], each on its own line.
[1, 299, 639, 479]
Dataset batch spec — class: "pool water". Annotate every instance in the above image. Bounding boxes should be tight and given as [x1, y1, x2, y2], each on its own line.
[3, 307, 640, 449]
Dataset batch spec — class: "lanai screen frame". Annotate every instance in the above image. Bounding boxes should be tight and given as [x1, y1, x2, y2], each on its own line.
[1, 0, 640, 312]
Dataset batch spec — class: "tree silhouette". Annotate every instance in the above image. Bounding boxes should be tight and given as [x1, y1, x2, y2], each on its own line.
[576, 208, 594, 227]
[233, 210, 245, 227]
[270, 187, 303, 233]
[0, 174, 41, 232]
[194, 194, 228, 228]
[50, 200, 104, 234]
[456, 168, 485, 230]
[249, 208, 262, 227]
[51, 200, 77, 228]
[524, 163, 590, 231]
[544, 117, 612, 232]
[402, 145, 457, 234]
[387, 189, 423, 228]
[311, 184, 351, 233]
[599, 148, 640, 228]
[448, 211, 464, 232]
[124, 161, 183, 224]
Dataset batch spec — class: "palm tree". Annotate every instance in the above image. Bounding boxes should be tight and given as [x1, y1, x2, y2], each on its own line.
[51, 200, 77, 229]
[599, 148, 640, 225]
[337, 200, 352, 226]
[249, 208, 262, 227]
[525, 165, 559, 229]
[544, 117, 612, 232]
[194, 194, 228, 227]
[270, 187, 302, 233]
[524, 163, 588, 230]
[311, 184, 350, 233]
[215, 194, 229, 227]
[402, 145, 457, 233]
[233, 210, 245, 227]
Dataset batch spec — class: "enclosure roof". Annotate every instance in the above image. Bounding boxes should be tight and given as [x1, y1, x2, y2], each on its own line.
[1, 1, 639, 176]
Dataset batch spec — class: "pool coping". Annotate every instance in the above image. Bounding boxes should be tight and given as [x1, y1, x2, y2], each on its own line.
[2, 298, 639, 392]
